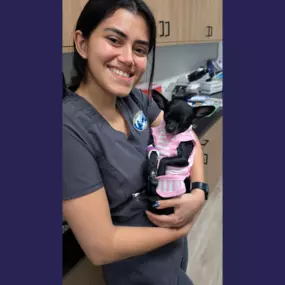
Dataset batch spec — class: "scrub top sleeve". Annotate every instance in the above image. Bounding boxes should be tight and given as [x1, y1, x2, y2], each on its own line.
[62, 125, 104, 201]
[139, 89, 162, 124]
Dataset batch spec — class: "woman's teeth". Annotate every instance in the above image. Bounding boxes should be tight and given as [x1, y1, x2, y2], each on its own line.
[110, 67, 131, 78]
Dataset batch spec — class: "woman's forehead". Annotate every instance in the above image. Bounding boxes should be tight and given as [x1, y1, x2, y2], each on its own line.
[97, 8, 149, 40]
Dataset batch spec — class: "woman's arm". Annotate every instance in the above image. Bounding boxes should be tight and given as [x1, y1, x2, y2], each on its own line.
[188, 131, 207, 199]
[63, 187, 192, 266]
[151, 110, 164, 127]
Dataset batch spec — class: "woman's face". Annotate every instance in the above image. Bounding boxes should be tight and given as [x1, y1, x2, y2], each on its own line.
[79, 8, 150, 97]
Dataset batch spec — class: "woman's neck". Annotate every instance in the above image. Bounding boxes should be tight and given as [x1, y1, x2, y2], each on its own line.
[76, 79, 117, 114]
[75, 77, 130, 136]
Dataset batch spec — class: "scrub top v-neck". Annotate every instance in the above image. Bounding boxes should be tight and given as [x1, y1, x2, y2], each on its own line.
[63, 88, 185, 285]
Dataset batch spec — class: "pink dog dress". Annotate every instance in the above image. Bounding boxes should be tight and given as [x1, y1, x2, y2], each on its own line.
[149, 120, 196, 198]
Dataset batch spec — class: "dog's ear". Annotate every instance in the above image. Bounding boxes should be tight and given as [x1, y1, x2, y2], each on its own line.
[193, 105, 216, 119]
[152, 89, 169, 110]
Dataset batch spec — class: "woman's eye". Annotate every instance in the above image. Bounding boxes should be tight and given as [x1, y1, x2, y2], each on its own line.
[107, 37, 120, 45]
[135, 48, 147, 56]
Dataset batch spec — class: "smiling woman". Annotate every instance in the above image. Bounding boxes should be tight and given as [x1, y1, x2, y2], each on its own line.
[63, 1, 205, 285]
[73, 9, 149, 98]
[69, 0, 156, 96]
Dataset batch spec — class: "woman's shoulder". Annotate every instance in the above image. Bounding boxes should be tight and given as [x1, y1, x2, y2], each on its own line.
[125, 87, 148, 110]
[63, 96, 103, 154]
[126, 87, 162, 126]
[63, 91, 99, 122]
[62, 92, 102, 143]
[63, 91, 86, 117]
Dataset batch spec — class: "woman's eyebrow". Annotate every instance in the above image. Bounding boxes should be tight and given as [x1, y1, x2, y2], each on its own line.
[104, 27, 149, 46]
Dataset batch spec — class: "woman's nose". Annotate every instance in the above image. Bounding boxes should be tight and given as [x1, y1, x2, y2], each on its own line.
[118, 46, 134, 67]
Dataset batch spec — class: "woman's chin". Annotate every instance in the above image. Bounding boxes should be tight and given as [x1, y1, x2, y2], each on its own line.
[112, 85, 134, 97]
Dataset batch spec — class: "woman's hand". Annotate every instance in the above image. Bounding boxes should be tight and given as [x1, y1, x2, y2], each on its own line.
[145, 190, 205, 229]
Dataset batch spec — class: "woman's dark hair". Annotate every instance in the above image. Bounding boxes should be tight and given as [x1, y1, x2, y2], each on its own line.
[69, 0, 156, 95]
[63, 72, 68, 98]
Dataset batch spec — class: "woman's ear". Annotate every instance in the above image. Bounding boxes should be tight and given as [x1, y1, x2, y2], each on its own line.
[74, 30, 88, 59]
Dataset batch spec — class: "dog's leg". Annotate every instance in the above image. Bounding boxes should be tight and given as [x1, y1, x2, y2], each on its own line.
[184, 177, 191, 193]
[147, 150, 159, 196]
[157, 141, 194, 176]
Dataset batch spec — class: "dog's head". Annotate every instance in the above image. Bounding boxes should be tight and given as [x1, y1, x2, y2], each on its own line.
[152, 90, 215, 135]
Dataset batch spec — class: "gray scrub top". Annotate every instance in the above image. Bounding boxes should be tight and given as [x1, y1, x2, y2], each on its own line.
[63, 88, 185, 285]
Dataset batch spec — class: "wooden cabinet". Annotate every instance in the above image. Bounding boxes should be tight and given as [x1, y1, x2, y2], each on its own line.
[62, 0, 222, 52]
[144, 0, 195, 44]
[144, 0, 187, 44]
[199, 117, 223, 195]
[144, 0, 222, 45]
[62, 0, 88, 52]
[190, 0, 223, 42]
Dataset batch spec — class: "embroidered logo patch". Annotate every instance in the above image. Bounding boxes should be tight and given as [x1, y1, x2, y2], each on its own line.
[133, 110, 148, 131]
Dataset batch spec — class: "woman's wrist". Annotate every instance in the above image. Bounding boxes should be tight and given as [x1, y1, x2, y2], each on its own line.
[177, 221, 193, 237]
[191, 188, 206, 203]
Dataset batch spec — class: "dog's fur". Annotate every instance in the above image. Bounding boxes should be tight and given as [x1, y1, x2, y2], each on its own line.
[146, 90, 215, 215]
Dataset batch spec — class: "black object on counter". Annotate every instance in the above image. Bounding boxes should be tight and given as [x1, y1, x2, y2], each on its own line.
[187, 67, 208, 83]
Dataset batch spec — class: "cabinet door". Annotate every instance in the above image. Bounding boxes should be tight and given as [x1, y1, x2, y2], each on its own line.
[190, 0, 223, 42]
[207, 0, 222, 41]
[175, 0, 195, 42]
[199, 117, 223, 195]
[144, 0, 183, 44]
[62, 0, 88, 48]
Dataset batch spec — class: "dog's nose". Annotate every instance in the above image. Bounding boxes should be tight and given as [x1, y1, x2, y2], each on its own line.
[166, 122, 176, 133]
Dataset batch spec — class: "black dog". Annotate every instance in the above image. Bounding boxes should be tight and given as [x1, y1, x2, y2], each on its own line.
[146, 90, 215, 215]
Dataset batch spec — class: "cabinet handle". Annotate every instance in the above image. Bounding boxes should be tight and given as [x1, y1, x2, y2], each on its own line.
[159, 21, 164, 37]
[204, 153, 208, 165]
[165, 21, 170, 37]
[206, 26, 211, 37]
[201, 139, 209, 147]
[207, 26, 213, 37]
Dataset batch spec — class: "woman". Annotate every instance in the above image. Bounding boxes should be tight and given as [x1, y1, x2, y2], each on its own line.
[63, 1, 206, 284]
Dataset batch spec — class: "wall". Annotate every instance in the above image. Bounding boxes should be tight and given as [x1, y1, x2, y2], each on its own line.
[139, 42, 219, 85]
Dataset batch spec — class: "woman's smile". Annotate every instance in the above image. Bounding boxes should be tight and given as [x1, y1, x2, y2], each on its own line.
[108, 65, 135, 85]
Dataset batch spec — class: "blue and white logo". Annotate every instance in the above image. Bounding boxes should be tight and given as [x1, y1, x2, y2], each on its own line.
[133, 110, 148, 131]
